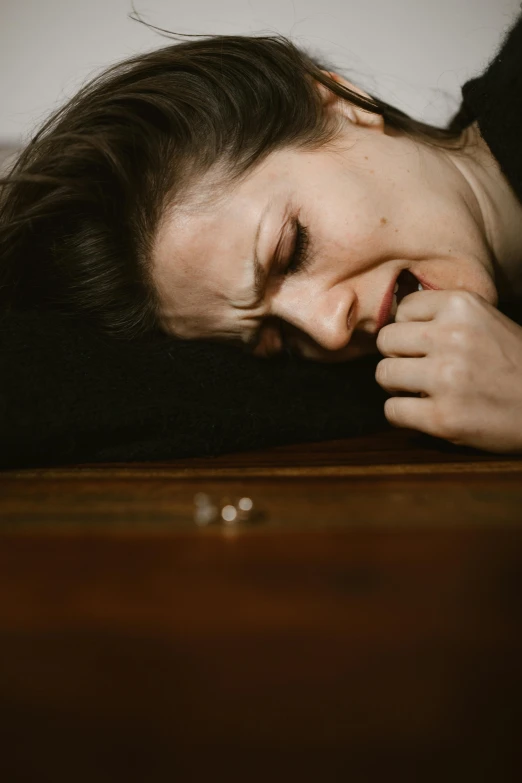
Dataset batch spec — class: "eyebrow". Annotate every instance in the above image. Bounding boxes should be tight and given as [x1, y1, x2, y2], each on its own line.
[252, 242, 267, 303]
[243, 254, 266, 351]
[251, 201, 276, 303]
[240, 202, 277, 352]
[244, 199, 311, 353]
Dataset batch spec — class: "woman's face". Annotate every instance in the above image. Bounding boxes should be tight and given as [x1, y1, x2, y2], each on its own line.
[152, 78, 498, 362]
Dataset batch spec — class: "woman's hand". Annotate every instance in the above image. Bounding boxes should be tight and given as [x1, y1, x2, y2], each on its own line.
[375, 290, 522, 453]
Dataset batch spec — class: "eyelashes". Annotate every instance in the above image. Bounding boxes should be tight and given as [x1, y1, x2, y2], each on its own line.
[248, 220, 311, 355]
[277, 220, 311, 355]
[284, 220, 311, 276]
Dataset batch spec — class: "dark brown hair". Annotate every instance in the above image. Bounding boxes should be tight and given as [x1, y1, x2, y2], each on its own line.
[0, 28, 471, 340]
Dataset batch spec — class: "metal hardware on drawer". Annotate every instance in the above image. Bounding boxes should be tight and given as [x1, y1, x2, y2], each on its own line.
[193, 493, 256, 527]
[193, 492, 219, 527]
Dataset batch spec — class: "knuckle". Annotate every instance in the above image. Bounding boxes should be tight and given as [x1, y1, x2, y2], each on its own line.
[376, 325, 390, 354]
[446, 324, 473, 351]
[375, 358, 390, 385]
[384, 397, 398, 422]
[447, 289, 479, 315]
[421, 326, 432, 344]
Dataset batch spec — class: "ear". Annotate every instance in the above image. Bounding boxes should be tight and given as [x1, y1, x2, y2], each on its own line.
[316, 70, 384, 130]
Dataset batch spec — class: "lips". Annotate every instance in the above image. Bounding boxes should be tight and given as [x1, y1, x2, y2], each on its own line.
[416, 274, 440, 291]
[375, 272, 400, 333]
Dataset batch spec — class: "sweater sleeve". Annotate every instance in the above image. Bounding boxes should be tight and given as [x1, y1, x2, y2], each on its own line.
[0, 310, 391, 469]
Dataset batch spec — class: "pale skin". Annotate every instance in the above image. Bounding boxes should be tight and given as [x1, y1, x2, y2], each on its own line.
[153, 73, 522, 454]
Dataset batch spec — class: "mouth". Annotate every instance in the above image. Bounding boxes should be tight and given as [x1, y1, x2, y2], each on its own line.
[376, 269, 436, 332]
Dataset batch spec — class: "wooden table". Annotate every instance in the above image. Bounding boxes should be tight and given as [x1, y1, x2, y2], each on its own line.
[1, 428, 521, 782]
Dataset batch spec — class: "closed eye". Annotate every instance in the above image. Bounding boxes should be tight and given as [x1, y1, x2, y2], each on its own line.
[285, 220, 311, 276]
[245, 220, 312, 354]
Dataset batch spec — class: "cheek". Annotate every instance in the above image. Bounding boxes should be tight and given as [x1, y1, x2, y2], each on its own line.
[455, 263, 499, 306]
[419, 256, 499, 308]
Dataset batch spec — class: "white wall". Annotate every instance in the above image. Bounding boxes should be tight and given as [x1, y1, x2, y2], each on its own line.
[0, 0, 520, 145]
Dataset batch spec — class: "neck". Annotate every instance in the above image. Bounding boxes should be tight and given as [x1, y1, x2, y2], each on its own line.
[447, 121, 522, 301]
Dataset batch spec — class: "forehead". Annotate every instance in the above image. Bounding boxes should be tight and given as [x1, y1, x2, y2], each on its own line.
[152, 192, 259, 341]
[152, 154, 290, 341]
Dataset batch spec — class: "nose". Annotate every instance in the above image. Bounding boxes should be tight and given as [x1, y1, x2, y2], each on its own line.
[274, 284, 356, 353]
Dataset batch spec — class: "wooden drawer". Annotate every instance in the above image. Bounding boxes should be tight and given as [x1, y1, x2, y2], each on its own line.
[0, 428, 521, 781]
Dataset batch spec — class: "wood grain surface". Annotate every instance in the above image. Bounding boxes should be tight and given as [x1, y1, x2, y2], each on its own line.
[1, 428, 521, 782]
[4, 427, 522, 480]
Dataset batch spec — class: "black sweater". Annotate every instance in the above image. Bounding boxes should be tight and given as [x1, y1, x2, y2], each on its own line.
[1, 13, 522, 469]
[460, 11, 522, 204]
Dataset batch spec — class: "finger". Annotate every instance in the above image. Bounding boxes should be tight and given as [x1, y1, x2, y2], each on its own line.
[384, 395, 432, 431]
[377, 321, 432, 357]
[394, 289, 442, 323]
[376, 356, 432, 394]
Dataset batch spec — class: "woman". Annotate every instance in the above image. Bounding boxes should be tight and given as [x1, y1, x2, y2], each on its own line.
[1, 15, 522, 454]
